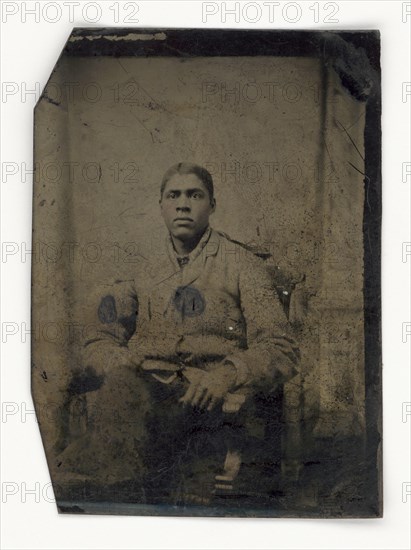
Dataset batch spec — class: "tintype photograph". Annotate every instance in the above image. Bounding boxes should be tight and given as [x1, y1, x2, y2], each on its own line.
[32, 28, 382, 517]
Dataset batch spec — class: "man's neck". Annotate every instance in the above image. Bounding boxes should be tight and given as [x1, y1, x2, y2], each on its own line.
[171, 227, 208, 256]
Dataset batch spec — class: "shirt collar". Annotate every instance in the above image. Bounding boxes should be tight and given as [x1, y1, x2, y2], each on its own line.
[167, 225, 212, 269]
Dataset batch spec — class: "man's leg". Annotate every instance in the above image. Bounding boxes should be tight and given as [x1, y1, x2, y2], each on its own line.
[55, 364, 151, 502]
[142, 380, 248, 505]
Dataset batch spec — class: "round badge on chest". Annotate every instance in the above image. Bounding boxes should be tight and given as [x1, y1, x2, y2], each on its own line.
[173, 286, 206, 316]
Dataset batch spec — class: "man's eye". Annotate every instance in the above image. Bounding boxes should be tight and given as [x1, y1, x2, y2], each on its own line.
[192, 192, 203, 199]
[167, 193, 177, 199]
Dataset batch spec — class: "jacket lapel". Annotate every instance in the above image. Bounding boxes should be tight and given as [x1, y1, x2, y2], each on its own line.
[181, 229, 220, 287]
[146, 229, 221, 316]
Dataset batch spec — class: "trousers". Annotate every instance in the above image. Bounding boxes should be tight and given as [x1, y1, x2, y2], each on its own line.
[56, 363, 248, 504]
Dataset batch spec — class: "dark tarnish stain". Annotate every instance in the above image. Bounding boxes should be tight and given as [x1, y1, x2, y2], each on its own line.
[39, 199, 46, 206]
[51, 199, 55, 206]
[98, 295, 117, 323]
[41, 371, 48, 381]
[323, 33, 379, 101]
[119, 313, 137, 340]
[67, 366, 104, 395]
[98, 164, 102, 182]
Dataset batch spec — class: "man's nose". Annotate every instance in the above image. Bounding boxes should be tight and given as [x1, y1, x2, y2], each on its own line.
[176, 195, 190, 211]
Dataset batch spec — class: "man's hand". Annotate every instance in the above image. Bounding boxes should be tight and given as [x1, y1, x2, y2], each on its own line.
[179, 362, 237, 411]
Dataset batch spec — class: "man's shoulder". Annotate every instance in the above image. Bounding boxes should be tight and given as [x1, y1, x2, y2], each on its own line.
[214, 230, 270, 266]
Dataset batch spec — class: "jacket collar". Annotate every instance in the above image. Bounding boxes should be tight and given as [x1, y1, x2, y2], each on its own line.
[149, 227, 220, 289]
[166, 225, 213, 271]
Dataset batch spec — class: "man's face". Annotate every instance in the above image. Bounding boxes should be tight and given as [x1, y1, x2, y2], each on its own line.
[160, 173, 215, 241]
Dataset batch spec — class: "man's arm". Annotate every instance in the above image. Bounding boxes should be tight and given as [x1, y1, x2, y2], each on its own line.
[82, 279, 138, 374]
[180, 254, 300, 410]
[224, 254, 300, 392]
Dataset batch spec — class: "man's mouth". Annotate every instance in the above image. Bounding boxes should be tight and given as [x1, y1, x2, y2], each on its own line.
[174, 217, 194, 222]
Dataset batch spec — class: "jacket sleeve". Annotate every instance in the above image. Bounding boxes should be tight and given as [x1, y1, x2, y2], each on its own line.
[225, 255, 300, 392]
[82, 279, 138, 374]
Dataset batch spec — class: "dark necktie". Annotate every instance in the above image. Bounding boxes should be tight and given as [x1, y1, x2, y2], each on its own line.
[177, 256, 189, 268]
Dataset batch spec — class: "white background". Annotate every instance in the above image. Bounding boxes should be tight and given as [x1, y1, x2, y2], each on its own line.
[1, 1, 410, 549]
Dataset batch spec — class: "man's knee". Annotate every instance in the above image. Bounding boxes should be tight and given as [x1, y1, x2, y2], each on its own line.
[87, 366, 151, 427]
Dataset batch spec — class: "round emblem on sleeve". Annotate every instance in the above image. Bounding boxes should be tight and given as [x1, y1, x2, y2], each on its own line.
[98, 295, 117, 323]
[173, 286, 205, 316]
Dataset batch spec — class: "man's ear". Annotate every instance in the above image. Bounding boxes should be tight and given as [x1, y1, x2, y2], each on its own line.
[210, 198, 216, 213]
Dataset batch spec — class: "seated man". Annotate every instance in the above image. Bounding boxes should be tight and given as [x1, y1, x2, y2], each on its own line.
[57, 162, 300, 505]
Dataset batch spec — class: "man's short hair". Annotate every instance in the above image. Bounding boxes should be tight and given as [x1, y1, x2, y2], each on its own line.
[160, 162, 214, 202]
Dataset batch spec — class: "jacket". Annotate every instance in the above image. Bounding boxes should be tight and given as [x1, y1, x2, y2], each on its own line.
[83, 228, 300, 392]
